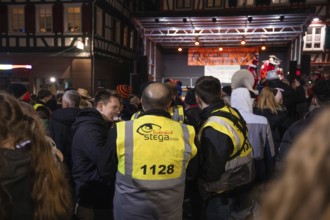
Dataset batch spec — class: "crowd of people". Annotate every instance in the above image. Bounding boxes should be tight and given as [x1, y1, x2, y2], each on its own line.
[0, 68, 330, 220]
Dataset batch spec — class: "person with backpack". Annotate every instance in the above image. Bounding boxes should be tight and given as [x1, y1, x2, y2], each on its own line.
[194, 76, 254, 220]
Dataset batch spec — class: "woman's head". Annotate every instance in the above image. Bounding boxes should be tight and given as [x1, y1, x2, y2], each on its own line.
[0, 91, 72, 219]
[0, 91, 30, 148]
[256, 87, 283, 114]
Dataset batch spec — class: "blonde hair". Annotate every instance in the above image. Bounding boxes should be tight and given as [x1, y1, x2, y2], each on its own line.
[256, 87, 282, 114]
[0, 92, 72, 220]
[259, 106, 330, 220]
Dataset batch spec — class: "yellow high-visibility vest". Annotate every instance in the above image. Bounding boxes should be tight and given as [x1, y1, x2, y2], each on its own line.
[131, 105, 184, 123]
[116, 114, 197, 190]
[199, 105, 254, 193]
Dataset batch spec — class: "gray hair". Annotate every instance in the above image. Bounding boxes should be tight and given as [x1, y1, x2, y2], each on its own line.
[62, 90, 81, 107]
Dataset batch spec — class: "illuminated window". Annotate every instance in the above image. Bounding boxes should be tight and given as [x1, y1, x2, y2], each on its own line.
[303, 26, 326, 51]
[272, 0, 288, 3]
[37, 6, 52, 32]
[9, 6, 25, 33]
[237, 0, 254, 7]
[64, 5, 81, 32]
[176, 0, 192, 9]
[206, 0, 223, 7]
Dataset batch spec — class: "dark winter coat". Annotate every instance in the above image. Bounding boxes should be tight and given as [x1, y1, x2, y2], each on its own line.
[279, 107, 322, 161]
[0, 147, 33, 220]
[49, 107, 81, 171]
[71, 108, 115, 209]
[254, 107, 288, 153]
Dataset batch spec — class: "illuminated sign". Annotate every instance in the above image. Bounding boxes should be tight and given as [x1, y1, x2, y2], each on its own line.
[0, 64, 32, 70]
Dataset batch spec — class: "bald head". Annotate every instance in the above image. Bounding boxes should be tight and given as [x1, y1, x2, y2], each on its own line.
[141, 83, 172, 111]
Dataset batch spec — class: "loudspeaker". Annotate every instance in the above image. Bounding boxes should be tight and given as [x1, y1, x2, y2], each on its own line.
[289, 61, 297, 82]
[300, 55, 311, 75]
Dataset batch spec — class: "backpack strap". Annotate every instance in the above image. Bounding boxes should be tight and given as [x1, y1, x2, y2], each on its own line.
[209, 107, 250, 160]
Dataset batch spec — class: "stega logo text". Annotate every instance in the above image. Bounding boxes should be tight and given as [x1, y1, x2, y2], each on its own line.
[136, 123, 177, 142]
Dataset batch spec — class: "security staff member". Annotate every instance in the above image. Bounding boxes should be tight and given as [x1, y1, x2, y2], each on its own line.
[99, 83, 197, 220]
[130, 82, 184, 123]
[194, 76, 254, 220]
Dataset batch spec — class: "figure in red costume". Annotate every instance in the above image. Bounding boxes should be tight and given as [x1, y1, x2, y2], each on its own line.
[248, 54, 259, 89]
[260, 55, 281, 80]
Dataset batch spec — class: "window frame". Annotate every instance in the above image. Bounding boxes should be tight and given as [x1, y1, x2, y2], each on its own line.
[35, 4, 53, 34]
[95, 6, 103, 36]
[303, 25, 326, 51]
[104, 14, 113, 41]
[205, 0, 223, 8]
[8, 5, 25, 34]
[176, 0, 193, 9]
[63, 3, 82, 33]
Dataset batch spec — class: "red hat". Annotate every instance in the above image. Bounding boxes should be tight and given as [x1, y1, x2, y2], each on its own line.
[116, 85, 132, 99]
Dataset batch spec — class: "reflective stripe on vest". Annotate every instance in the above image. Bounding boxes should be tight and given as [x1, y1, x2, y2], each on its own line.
[116, 115, 197, 190]
[199, 107, 254, 193]
[170, 105, 184, 123]
[131, 111, 141, 120]
[33, 103, 43, 110]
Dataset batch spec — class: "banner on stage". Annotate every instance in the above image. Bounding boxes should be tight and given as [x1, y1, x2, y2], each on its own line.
[188, 47, 259, 66]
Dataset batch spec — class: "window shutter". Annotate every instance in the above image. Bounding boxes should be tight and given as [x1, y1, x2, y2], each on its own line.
[82, 3, 92, 33]
[0, 4, 8, 33]
[53, 2, 63, 33]
[25, 3, 35, 33]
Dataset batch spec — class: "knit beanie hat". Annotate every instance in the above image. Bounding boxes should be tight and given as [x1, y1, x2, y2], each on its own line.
[8, 83, 28, 99]
[116, 85, 132, 99]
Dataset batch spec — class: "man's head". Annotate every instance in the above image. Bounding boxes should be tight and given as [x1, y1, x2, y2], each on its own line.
[141, 83, 172, 111]
[312, 79, 330, 106]
[194, 76, 222, 108]
[94, 89, 121, 121]
[62, 90, 81, 108]
[37, 89, 52, 103]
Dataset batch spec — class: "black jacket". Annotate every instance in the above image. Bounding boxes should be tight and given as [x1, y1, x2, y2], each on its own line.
[49, 107, 81, 171]
[198, 101, 235, 198]
[279, 107, 322, 161]
[0, 147, 33, 220]
[254, 107, 288, 152]
[71, 108, 115, 209]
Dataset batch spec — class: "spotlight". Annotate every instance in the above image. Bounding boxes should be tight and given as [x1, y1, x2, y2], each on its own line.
[240, 39, 246, 45]
[219, 47, 223, 51]
[178, 47, 183, 52]
[247, 16, 253, 23]
[313, 17, 319, 22]
[280, 15, 285, 21]
[50, 77, 56, 83]
[155, 18, 159, 23]
[183, 18, 187, 23]
[261, 45, 266, 51]
[212, 17, 217, 23]
[194, 38, 199, 46]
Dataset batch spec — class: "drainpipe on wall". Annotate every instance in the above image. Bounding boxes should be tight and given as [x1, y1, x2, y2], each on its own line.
[91, 0, 96, 95]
